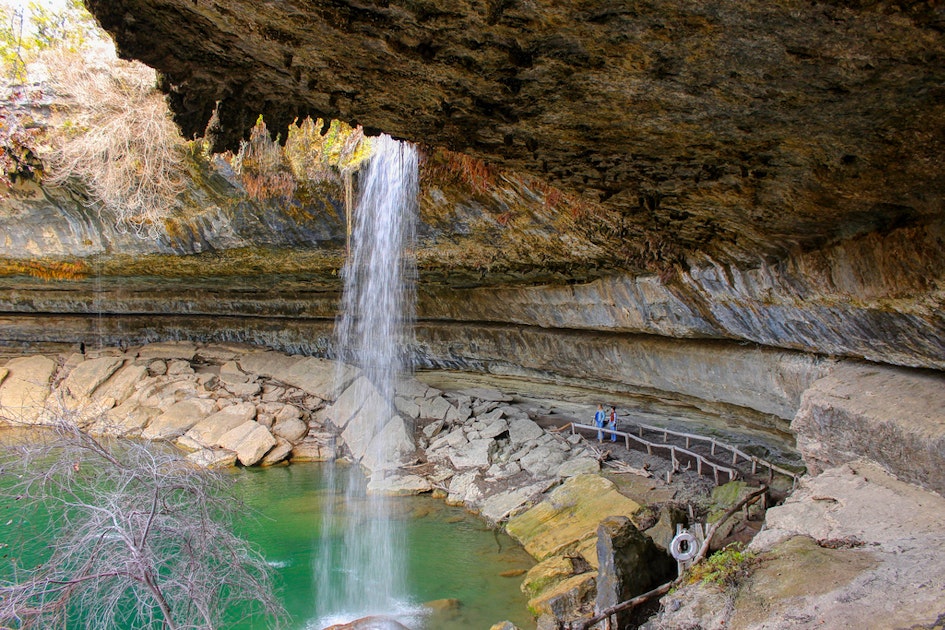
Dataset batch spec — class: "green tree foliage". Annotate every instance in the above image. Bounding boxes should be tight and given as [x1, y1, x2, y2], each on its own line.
[0, 0, 102, 82]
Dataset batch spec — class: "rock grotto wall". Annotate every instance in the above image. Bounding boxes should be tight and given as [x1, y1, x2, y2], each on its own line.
[85, 0, 945, 266]
[0, 0, 943, 490]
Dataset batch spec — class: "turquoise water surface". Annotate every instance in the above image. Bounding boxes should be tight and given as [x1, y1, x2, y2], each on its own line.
[0, 451, 535, 629]
[229, 462, 536, 629]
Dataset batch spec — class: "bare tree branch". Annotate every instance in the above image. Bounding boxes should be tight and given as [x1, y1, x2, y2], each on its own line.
[0, 419, 286, 629]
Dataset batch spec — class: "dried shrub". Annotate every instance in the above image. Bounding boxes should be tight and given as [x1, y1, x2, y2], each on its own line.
[37, 46, 187, 237]
[0, 420, 286, 629]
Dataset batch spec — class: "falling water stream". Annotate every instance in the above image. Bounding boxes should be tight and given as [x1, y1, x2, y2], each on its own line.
[315, 134, 420, 626]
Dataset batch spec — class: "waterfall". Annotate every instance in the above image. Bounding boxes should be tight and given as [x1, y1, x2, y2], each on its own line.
[314, 134, 419, 626]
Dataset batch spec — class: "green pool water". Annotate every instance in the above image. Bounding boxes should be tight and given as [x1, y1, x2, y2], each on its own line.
[230, 463, 535, 629]
[0, 453, 535, 629]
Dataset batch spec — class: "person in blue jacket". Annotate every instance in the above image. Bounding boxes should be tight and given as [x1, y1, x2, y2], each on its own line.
[594, 404, 605, 442]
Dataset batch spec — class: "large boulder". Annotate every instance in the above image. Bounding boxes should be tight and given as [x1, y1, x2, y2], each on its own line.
[260, 436, 293, 466]
[187, 448, 238, 469]
[0, 355, 57, 423]
[521, 555, 589, 599]
[329, 376, 389, 431]
[519, 446, 565, 478]
[448, 437, 496, 469]
[272, 416, 308, 443]
[99, 399, 161, 436]
[652, 460, 945, 630]
[594, 516, 675, 626]
[183, 401, 257, 447]
[237, 350, 303, 380]
[275, 356, 356, 401]
[361, 416, 416, 471]
[95, 363, 148, 404]
[446, 470, 483, 507]
[506, 474, 641, 562]
[480, 481, 556, 525]
[216, 420, 276, 466]
[508, 418, 544, 444]
[61, 356, 124, 402]
[219, 360, 251, 384]
[366, 472, 434, 496]
[141, 398, 216, 439]
[418, 395, 456, 422]
[527, 573, 596, 619]
[793, 362, 945, 497]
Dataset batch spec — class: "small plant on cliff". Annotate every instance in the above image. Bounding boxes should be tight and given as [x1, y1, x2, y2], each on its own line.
[230, 115, 297, 201]
[283, 116, 371, 186]
[685, 543, 755, 589]
[0, 419, 285, 629]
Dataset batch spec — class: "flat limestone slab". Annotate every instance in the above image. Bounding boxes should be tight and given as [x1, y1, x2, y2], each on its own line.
[187, 448, 238, 469]
[217, 420, 276, 466]
[277, 356, 357, 401]
[506, 474, 641, 562]
[184, 401, 257, 447]
[366, 473, 434, 496]
[62, 356, 124, 401]
[237, 350, 303, 380]
[141, 398, 216, 440]
[138, 341, 197, 361]
[95, 363, 148, 404]
[0, 355, 56, 423]
[480, 480, 557, 525]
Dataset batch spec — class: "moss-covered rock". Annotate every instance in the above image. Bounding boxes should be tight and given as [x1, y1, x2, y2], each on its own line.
[520, 555, 588, 599]
[526, 572, 595, 619]
[506, 474, 641, 562]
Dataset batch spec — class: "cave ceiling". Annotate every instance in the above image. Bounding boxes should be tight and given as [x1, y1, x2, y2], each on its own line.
[85, 0, 945, 272]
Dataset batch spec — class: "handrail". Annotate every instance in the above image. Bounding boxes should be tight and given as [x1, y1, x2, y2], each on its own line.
[629, 420, 800, 482]
[570, 422, 738, 485]
[570, 419, 798, 487]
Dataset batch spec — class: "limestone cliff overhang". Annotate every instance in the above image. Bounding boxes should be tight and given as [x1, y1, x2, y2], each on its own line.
[85, 0, 945, 264]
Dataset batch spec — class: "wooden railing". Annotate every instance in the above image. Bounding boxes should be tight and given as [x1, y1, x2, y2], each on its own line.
[570, 420, 799, 487]
[628, 421, 800, 483]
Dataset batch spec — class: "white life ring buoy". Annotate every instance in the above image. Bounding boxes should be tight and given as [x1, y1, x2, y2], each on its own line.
[670, 531, 699, 562]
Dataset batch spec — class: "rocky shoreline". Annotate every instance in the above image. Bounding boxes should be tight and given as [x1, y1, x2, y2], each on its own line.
[2, 341, 944, 629]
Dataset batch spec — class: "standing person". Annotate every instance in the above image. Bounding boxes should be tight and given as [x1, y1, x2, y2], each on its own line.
[608, 406, 618, 442]
[594, 404, 605, 442]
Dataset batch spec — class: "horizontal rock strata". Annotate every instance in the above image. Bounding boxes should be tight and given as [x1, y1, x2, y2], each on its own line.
[792, 363, 945, 497]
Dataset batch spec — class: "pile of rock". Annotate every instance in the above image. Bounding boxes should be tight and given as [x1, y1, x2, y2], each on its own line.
[411, 386, 602, 522]
[1, 341, 678, 630]
[0, 342, 337, 468]
[0, 342, 600, 497]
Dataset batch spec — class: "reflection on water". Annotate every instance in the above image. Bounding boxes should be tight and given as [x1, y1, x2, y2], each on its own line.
[231, 463, 536, 630]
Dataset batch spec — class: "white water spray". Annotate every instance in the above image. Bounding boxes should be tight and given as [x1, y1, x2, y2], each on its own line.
[315, 134, 419, 625]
